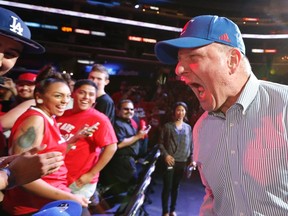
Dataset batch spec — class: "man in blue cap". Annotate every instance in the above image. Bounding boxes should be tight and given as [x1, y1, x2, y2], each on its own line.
[0, 7, 63, 190]
[155, 15, 288, 216]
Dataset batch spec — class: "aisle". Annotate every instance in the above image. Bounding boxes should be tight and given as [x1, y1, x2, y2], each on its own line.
[144, 169, 205, 216]
[90, 165, 205, 216]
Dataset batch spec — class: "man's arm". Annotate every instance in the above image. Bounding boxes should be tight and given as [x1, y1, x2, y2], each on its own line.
[198, 167, 215, 216]
[0, 99, 35, 131]
[118, 126, 151, 149]
[0, 145, 64, 190]
[75, 143, 117, 187]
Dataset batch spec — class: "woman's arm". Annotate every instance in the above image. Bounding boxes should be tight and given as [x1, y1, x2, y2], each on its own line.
[22, 179, 88, 207]
[9, 115, 89, 207]
[10, 115, 44, 154]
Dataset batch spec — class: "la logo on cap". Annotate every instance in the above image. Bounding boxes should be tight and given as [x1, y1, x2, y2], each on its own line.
[10, 16, 24, 36]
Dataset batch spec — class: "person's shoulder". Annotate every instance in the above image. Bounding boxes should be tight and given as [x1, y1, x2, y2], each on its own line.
[193, 112, 208, 129]
[259, 80, 288, 100]
[114, 117, 126, 125]
[183, 122, 192, 128]
[103, 93, 114, 103]
[17, 110, 44, 125]
[88, 108, 111, 122]
[163, 121, 173, 128]
[260, 80, 288, 91]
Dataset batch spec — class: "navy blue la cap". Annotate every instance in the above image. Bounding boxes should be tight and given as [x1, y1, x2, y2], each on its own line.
[32, 200, 82, 216]
[0, 7, 45, 54]
[155, 15, 245, 65]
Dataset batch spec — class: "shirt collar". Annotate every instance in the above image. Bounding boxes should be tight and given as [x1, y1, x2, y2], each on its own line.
[209, 73, 259, 116]
[236, 73, 259, 114]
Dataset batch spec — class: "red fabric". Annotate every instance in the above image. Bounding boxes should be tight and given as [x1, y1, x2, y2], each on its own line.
[57, 108, 118, 185]
[0, 123, 6, 156]
[3, 108, 69, 215]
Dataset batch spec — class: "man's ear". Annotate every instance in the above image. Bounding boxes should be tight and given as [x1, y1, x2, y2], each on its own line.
[228, 48, 241, 74]
[105, 79, 110, 86]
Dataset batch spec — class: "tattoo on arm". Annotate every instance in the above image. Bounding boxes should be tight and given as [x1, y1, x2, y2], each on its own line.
[17, 127, 36, 149]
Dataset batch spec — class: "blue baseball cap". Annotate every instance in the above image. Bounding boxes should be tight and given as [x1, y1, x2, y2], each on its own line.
[32, 200, 82, 216]
[0, 7, 45, 54]
[155, 15, 245, 65]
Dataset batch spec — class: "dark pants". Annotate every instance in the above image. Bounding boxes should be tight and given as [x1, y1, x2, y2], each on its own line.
[99, 155, 138, 197]
[161, 161, 186, 214]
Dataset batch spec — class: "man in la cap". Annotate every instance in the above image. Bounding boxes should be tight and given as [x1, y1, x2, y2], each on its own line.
[0, 7, 64, 191]
[155, 15, 288, 215]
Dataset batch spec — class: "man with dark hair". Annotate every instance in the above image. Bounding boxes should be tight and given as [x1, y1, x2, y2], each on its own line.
[0, 7, 63, 190]
[100, 99, 150, 196]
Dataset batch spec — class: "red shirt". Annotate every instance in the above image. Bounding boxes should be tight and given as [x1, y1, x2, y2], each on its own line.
[57, 108, 118, 185]
[3, 107, 69, 215]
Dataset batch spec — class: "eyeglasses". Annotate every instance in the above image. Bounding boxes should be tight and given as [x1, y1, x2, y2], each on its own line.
[123, 108, 134, 111]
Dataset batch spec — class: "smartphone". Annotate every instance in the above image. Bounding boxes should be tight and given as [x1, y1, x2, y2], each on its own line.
[0, 77, 5, 85]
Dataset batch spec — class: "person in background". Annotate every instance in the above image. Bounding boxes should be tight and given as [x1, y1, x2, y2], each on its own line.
[88, 64, 115, 124]
[0, 7, 64, 190]
[62, 73, 75, 110]
[158, 102, 193, 216]
[155, 14, 288, 215]
[57, 79, 117, 209]
[100, 99, 150, 196]
[2, 69, 89, 215]
[0, 77, 17, 113]
[11, 72, 37, 108]
[111, 81, 128, 105]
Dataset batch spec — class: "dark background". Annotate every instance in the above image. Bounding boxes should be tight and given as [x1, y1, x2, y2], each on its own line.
[2, 0, 288, 92]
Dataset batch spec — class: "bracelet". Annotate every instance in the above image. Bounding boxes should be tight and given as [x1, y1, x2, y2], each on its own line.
[1, 167, 10, 176]
[1, 167, 15, 189]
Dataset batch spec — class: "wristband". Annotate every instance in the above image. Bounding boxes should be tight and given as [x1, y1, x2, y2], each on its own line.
[1, 167, 10, 176]
[1, 167, 15, 189]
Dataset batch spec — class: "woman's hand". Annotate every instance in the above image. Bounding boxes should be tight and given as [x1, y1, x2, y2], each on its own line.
[71, 194, 90, 207]
[165, 155, 175, 167]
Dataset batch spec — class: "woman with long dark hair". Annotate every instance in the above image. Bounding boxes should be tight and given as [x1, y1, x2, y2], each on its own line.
[2, 68, 89, 215]
[159, 102, 193, 216]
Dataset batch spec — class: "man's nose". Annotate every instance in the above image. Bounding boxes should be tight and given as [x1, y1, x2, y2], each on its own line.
[175, 63, 185, 76]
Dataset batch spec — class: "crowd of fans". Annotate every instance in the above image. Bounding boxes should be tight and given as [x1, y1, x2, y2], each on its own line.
[0, 63, 203, 212]
[0, 6, 204, 216]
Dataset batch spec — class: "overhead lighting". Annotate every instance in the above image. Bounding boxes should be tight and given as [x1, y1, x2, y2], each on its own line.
[251, 49, 277, 53]
[75, 28, 90, 35]
[264, 49, 277, 53]
[41, 24, 58, 30]
[61, 26, 73, 32]
[2, 1, 288, 38]
[77, 60, 95, 64]
[91, 31, 106, 36]
[0, 1, 182, 32]
[242, 34, 288, 39]
[128, 36, 156, 43]
[243, 17, 259, 22]
[252, 49, 264, 53]
[25, 22, 41, 28]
